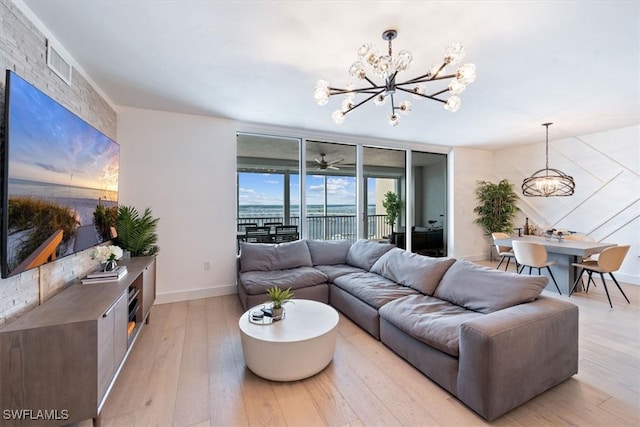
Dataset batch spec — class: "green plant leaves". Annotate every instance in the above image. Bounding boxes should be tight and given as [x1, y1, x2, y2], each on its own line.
[473, 179, 519, 235]
[266, 286, 294, 308]
[382, 191, 402, 230]
[116, 205, 159, 257]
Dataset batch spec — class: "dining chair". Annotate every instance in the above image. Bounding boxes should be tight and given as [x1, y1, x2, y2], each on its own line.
[491, 232, 518, 271]
[238, 222, 258, 232]
[245, 226, 272, 243]
[563, 233, 598, 289]
[569, 245, 630, 308]
[273, 225, 299, 243]
[512, 241, 562, 294]
[264, 222, 283, 233]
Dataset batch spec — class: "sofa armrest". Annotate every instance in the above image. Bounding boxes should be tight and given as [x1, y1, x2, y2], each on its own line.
[457, 296, 578, 420]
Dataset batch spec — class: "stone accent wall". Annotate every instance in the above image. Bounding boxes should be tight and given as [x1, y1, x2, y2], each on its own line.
[0, 0, 117, 326]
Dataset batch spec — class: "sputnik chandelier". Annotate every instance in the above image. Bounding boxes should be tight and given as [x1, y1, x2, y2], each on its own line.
[522, 123, 575, 197]
[313, 29, 477, 126]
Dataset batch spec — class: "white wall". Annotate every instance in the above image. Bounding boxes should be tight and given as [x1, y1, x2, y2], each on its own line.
[494, 125, 640, 284]
[448, 147, 495, 260]
[117, 107, 238, 303]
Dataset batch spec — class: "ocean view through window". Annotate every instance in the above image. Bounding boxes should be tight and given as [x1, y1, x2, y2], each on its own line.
[236, 133, 446, 250]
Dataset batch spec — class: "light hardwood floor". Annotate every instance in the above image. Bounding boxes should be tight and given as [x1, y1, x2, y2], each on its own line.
[86, 262, 639, 426]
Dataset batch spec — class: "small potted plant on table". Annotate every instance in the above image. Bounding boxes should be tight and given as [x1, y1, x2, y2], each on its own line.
[266, 286, 294, 321]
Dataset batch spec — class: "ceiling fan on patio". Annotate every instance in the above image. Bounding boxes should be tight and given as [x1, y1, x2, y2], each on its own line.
[313, 153, 344, 170]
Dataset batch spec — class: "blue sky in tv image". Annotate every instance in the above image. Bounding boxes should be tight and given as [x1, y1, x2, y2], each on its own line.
[7, 71, 119, 193]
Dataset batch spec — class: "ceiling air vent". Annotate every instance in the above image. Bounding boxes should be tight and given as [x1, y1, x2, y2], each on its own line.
[46, 40, 72, 85]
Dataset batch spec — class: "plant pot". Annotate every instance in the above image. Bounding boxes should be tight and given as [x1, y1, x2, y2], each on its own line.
[271, 306, 284, 321]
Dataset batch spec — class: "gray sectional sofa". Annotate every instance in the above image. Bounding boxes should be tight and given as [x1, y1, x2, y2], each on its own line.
[236, 239, 579, 421]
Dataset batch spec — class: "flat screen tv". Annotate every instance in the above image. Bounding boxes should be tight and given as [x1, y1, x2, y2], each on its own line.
[1, 70, 119, 278]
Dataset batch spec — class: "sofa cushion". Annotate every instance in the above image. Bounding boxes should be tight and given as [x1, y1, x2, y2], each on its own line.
[370, 248, 456, 295]
[307, 239, 352, 265]
[333, 272, 420, 309]
[239, 240, 312, 272]
[379, 294, 483, 357]
[345, 239, 395, 271]
[314, 264, 366, 282]
[433, 259, 548, 314]
[239, 267, 328, 295]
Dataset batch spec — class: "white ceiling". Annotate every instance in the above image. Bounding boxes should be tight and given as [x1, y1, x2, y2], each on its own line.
[21, 0, 640, 150]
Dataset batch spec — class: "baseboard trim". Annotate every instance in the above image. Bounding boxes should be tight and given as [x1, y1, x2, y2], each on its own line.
[616, 273, 640, 286]
[155, 284, 237, 305]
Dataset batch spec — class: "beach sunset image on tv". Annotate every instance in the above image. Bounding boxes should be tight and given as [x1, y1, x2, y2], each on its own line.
[2, 71, 119, 277]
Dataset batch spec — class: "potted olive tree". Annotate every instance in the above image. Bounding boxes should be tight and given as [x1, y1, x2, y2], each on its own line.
[473, 179, 519, 235]
[266, 286, 294, 321]
[382, 191, 402, 233]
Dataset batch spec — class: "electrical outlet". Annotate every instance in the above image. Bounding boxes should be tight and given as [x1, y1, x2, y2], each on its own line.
[204, 261, 211, 271]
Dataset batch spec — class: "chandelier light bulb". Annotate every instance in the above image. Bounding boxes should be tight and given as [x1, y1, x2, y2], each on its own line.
[374, 93, 387, 106]
[444, 95, 461, 112]
[536, 177, 560, 194]
[341, 99, 354, 113]
[313, 79, 330, 104]
[412, 84, 425, 99]
[448, 80, 466, 95]
[313, 30, 476, 125]
[398, 100, 412, 115]
[456, 63, 477, 84]
[358, 43, 378, 65]
[349, 61, 366, 79]
[374, 55, 393, 78]
[332, 110, 346, 124]
[443, 42, 465, 65]
[394, 50, 413, 71]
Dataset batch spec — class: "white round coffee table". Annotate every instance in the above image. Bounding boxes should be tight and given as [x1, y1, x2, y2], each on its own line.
[239, 299, 339, 381]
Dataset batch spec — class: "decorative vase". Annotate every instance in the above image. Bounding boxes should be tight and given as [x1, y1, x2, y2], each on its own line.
[271, 306, 284, 321]
[104, 259, 118, 272]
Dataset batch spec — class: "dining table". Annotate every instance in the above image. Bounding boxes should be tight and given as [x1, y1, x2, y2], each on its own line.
[492, 235, 616, 294]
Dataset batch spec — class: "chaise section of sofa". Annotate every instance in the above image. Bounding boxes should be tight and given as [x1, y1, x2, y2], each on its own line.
[379, 258, 578, 421]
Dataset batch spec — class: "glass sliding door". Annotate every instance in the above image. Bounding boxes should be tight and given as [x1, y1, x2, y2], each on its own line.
[236, 132, 448, 252]
[410, 151, 447, 256]
[305, 141, 356, 241]
[236, 134, 300, 242]
[363, 146, 406, 241]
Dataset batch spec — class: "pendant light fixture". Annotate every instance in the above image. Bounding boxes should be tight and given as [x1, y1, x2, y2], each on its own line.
[522, 123, 575, 197]
[313, 29, 476, 126]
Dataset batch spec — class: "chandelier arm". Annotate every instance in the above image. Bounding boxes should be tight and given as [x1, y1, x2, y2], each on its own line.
[428, 88, 449, 98]
[329, 85, 386, 96]
[400, 73, 457, 85]
[364, 76, 379, 88]
[343, 90, 385, 115]
[395, 87, 446, 103]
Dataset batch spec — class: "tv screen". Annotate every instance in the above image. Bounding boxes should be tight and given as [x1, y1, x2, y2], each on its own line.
[1, 70, 119, 278]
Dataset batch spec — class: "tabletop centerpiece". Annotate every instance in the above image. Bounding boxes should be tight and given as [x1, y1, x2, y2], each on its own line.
[266, 286, 294, 321]
[93, 245, 124, 272]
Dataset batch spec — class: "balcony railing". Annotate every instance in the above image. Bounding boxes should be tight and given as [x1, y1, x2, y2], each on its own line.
[238, 214, 391, 241]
